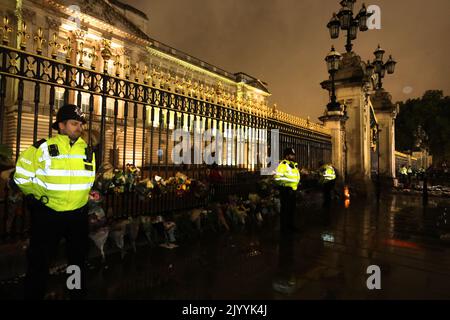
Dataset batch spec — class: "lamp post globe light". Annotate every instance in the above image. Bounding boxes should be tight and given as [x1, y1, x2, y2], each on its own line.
[325, 45, 343, 111]
[327, 0, 373, 53]
[371, 45, 397, 90]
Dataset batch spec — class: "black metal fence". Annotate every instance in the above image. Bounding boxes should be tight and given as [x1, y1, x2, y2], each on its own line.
[0, 27, 331, 241]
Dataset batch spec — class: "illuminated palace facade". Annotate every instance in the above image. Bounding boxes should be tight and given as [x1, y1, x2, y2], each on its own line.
[0, 0, 331, 171]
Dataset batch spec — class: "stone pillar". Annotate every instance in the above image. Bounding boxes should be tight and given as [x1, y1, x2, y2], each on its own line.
[371, 89, 398, 185]
[320, 52, 374, 196]
[319, 110, 348, 183]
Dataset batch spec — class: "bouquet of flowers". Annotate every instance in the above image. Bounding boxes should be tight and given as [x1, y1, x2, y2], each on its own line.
[112, 169, 127, 193]
[191, 179, 209, 199]
[87, 190, 109, 261]
[125, 163, 140, 192]
[127, 216, 140, 252]
[152, 215, 178, 249]
[110, 219, 130, 259]
[94, 163, 115, 194]
[89, 227, 109, 262]
[140, 215, 155, 245]
[174, 172, 192, 197]
[135, 178, 154, 199]
[152, 175, 168, 196]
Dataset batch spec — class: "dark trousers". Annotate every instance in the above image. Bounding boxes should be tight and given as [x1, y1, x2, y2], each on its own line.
[279, 187, 296, 232]
[322, 180, 336, 208]
[25, 201, 88, 300]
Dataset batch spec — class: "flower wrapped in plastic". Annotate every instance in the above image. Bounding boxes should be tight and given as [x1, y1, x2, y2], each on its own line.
[110, 219, 130, 259]
[125, 163, 140, 192]
[89, 227, 109, 262]
[135, 178, 154, 199]
[152, 215, 178, 249]
[173, 172, 192, 197]
[140, 215, 155, 245]
[112, 169, 127, 193]
[235, 204, 250, 225]
[151, 175, 168, 196]
[94, 163, 115, 194]
[190, 179, 208, 199]
[89, 189, 102, 204]
[87, 192, 109, 261]
[88, 206, 108, 231]
[127, 216, 140, 252]
[161, 221, 178, 249]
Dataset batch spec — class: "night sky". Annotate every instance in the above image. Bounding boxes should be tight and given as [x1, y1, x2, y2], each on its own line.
[126, 0, 450, 121]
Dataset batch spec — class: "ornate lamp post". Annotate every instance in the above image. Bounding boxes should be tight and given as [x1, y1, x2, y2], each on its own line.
[370, 45, 397, 90]
[325, 46, 343, 111]
[327, 0, 373, 53]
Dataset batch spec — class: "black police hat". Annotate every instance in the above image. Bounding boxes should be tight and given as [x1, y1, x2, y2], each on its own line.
[52, 104, 87, 130]
[283, 147, 296, 157]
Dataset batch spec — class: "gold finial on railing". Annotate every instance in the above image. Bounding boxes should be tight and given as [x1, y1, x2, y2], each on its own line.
[17, 21, 30, 50]
[48, 33, 60, 59]
[88, 42, 99, 70]
[216, 81, 223, 95]
[124, 57, 130, 79]
[1, 16, 12, 45]
[62, 36, 73, 62]
[142, 65, 149, 84]
[34, 27, 46, 55]
[76, 40, 87, 66]
[101, 39, 112, 74]
[132, 63, 140, 82]
[113, 54, 122, 77]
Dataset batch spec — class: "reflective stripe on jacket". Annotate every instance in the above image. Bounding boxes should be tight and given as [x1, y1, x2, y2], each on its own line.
[274, 160, 300, 191]
[14, 134, 95, 211]
[319, 164, 336, 183]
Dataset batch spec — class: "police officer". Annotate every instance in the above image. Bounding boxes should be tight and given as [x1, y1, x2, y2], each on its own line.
[318, 161, 337, 207]
[274, 148, 300, 233]
[399, 165, 408, 185]
[13, 104, 96, 299]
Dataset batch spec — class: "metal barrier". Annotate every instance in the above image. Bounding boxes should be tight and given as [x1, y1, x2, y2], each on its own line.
[0, 22, 331, 241]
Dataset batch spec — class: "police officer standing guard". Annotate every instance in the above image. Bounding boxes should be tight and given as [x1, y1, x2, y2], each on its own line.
[13, 104, 96, 299]
[318, 161, 337, 207]
[274, 148, 301, 233]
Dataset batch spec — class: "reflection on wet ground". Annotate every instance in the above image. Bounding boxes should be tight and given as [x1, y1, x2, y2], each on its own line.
[1, 194, 450, 300]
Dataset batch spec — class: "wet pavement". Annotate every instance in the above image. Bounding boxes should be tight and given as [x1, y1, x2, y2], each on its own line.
[1, 193, 450, 300]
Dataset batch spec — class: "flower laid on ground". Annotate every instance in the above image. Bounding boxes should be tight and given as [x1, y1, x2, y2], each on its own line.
[87, 190, 109, 261]
[127, 217, 140, 252]
[89, 228, 109, 262]
[140, 215, 155, 245]
[110, 219, 130, 259]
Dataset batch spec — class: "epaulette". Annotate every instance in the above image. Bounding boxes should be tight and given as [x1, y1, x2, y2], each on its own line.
[33, 139, 46, 148]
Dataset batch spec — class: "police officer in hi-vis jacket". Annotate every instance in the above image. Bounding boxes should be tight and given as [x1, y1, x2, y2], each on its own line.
[13, 104, 96, 299]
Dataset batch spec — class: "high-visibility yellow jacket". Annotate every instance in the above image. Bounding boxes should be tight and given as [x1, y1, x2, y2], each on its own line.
[13, 134, 96, 212]
[274, 160, 300, 191]
[400, 167, 408, 175]
[319, 164, 336, 184]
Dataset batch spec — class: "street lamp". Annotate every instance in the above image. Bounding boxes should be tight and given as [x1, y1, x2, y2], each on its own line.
[371, 45, 397, 90]
[327, 1, 373, 53]
[325, 46, 343, 111]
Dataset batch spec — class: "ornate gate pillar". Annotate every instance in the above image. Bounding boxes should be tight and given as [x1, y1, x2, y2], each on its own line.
[321, 52, 374, 195]
[319, 110, 347, 184]
[371, 89, 398, 184]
